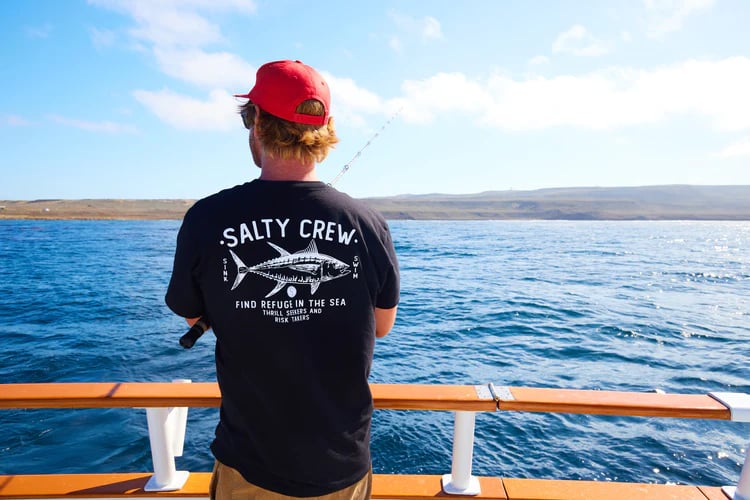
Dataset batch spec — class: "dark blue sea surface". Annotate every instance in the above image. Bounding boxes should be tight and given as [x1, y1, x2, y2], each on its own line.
[0, 219, 748, 487]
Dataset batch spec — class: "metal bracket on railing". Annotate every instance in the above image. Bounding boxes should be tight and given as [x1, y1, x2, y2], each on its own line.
[489, 383, 513, 409]
[474, 384, 493, 402]
[474, 383, 513, 411]
[709, 393, 750, 423]
[441, 411, 481, 496]
[143, 380, 191, 492]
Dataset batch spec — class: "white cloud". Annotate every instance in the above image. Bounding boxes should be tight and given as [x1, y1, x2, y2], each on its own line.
[3, 115, 31, 126]
[154, 48, 256, 89]
[129, 73, 386, 132]
[643, 0, 716, 38]
[398, 72, 492, 123]
[89, 27, 117, 49]
[389, 36, 403, 53]
[717, 137, 750, 159]
[421, 16, 443, 40]
[614, 136, 632, 145]
[47, 115, 138, 133]
[130, 9, 222, 47]
[528, 55, 550, 66]
[87, 1, 257, 75]
[553, 25, 608, 57]
[25, 24, 53, 38]
[89, 0, 258, 127]
[132, 88, 237, 130]
[323, 73, 385, 128]
[324, 76, 383, 113]
[89, 0, 256, 48]
[388, 11, 444, 43]
[394, 57, 750, 132]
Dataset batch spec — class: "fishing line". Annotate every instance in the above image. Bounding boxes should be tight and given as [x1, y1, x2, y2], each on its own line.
[328, 107, 402, 187]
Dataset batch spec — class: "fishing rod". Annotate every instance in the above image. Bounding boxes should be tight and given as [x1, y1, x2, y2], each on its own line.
[328, 107, 402, 187]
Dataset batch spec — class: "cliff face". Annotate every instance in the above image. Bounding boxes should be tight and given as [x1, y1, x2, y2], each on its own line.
[2, 185, 750, 220]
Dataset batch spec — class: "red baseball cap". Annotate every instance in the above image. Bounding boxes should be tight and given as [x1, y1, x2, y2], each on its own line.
[234, 60, 331, 126]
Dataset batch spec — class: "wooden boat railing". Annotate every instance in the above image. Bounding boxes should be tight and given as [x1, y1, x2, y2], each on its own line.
[0, 382, 749, 499]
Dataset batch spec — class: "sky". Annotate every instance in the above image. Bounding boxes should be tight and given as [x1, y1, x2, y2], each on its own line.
[1, 0, 749, 200]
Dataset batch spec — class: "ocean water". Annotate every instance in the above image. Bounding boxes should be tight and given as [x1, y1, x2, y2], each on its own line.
[0, 219, 748, 487]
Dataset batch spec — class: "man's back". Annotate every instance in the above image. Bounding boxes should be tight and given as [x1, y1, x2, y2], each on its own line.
[166, 60, 399, 499]
[167, 179, 399, 495]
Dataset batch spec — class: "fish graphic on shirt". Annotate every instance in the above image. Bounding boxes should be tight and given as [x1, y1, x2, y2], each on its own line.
[229, 240, 351, 297]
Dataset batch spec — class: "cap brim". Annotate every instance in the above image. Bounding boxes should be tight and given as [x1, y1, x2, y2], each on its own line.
[233, 93, 251, 99]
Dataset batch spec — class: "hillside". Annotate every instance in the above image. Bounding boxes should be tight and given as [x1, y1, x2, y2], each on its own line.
[1, 185, 749, 220]
[361, 185, 750, 220]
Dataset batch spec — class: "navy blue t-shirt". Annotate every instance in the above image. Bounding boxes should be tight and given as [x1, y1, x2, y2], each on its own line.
[165, 180, 400, 496]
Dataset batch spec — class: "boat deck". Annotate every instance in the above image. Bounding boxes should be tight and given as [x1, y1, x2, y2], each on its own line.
[0, 472, 730, 499]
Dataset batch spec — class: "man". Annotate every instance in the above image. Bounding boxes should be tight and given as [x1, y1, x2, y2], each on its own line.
[165, 60, 400, 499]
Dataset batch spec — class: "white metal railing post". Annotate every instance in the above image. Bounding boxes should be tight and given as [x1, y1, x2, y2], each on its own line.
[143, 380, 191, 492]
[736, 443, 750, 500]
[709, 392, 750, 500]
[441, 410, 481, 495]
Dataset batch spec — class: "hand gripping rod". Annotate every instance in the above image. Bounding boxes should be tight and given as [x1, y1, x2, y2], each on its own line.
[179, 317, 210, 349]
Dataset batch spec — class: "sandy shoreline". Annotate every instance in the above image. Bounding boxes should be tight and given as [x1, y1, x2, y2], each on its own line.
[0, 199, 195, 220]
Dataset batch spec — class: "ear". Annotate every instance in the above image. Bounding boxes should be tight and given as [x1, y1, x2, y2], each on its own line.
[253, 110, 261, 129]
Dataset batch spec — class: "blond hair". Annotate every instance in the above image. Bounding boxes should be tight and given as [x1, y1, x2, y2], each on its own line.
[241, 100, 338, 164]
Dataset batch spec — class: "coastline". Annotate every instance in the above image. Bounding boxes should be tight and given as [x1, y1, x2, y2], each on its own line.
[0, 199, 195, 221]
[3, 185, 750, 220]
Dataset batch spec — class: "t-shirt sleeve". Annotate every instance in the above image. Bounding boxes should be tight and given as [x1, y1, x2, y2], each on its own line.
[375, 221, 400, 309]
[165, 211, 205, 318]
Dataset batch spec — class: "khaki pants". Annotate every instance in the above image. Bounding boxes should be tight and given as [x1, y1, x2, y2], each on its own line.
[209, 461, 373, 500]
